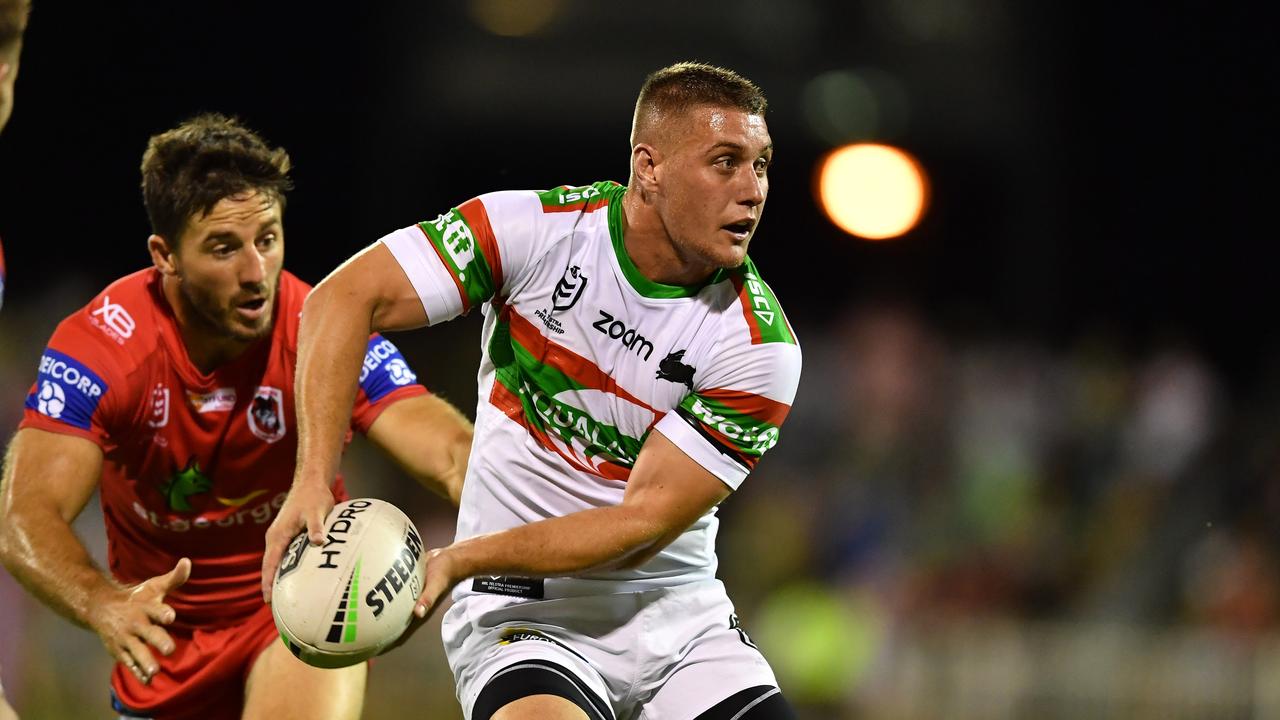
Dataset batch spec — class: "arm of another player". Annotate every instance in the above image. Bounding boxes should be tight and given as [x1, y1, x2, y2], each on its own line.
[262, 242, 429, 601]
[0, 429, 191, 685]
[364, 393, 473, 506]
[408, 428, 732, 620]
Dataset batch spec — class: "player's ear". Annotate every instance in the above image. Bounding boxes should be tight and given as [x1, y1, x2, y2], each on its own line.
[148, 234, 179, 275]
[632, 143, 660, 195]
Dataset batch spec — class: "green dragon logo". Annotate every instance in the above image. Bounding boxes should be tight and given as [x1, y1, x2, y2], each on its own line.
[159, 457, 212, 512]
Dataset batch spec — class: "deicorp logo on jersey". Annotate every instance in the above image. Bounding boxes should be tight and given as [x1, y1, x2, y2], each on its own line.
[358, 336, 418, 402]
[25, 348, 108, 430]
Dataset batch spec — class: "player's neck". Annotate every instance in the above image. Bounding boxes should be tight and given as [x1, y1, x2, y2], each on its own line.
[160, 274, 257, 375]
[620, 188, 717, 288]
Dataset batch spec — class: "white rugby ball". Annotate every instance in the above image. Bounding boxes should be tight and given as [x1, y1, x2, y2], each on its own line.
[271, 498, 426, 668]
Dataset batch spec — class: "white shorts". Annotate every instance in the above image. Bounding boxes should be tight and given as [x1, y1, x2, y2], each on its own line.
[441, 579, 779, 720]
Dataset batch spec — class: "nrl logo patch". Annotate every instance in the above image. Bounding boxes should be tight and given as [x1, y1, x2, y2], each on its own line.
[551, 265, 587, 311]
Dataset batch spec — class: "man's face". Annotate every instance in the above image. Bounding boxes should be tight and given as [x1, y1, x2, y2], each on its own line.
[169, 190, 284, 342]
[652, 105, 772, 270]
[0, 45, 20, 133]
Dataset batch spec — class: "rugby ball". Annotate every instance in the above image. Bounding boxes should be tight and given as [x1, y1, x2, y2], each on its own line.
[271, 498, 426, 668]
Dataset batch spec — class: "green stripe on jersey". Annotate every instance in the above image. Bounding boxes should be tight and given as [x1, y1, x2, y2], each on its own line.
[732, 258, 796, 345]
[491, 319, 647, 467]
[605, 185, 724, 299]
[417, 208, 497, 309]
[679, 392, 783, 460]
[536, 180, 621, 210]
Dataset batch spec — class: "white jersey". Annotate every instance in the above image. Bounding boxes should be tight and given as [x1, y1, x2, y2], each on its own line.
[381, 181, 801, 599]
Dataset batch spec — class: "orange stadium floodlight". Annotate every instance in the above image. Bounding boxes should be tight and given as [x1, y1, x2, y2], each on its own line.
[815, 143, 929, 241]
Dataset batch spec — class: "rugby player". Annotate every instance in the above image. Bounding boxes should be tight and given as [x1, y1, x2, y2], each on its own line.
[266, 62, 800, 719]
[0, 114, 472, 720]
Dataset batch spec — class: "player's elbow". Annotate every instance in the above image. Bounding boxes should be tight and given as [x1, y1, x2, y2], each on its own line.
[305, 267, 375, 323]
[612, 512, 684, 571]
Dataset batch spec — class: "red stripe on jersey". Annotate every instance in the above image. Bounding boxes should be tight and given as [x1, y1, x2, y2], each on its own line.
[488, 379, 632, 481]
[700, 388, 792, 426]
[729, 273, 764, 345]
[458, 197, 504, 292]
[506, 309, 663, 417]
[417, 223, 470, 314]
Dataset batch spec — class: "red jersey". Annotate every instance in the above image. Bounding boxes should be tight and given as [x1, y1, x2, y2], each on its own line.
[19, 268, 427, 628]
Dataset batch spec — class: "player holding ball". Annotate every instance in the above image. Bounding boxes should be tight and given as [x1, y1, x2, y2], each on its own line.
[0, 114, 473, 720]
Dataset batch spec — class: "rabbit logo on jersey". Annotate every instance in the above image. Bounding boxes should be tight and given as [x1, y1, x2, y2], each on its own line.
[25, 349, 108, 431]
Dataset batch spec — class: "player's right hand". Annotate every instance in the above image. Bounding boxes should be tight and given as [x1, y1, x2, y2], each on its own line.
[89, 557, 190, 686]
[261, 479, 334, 602]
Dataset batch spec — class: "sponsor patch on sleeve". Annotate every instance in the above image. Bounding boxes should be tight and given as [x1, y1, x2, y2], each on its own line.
[358, 335, 419, 403]
[24, 348, 109, 430]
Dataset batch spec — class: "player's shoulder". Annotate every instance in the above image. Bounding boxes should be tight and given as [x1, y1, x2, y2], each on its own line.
[36, 269, 162, 414]
[714, 255, 800, 350]
[530, 180, 624, 216]
[54, 268, 163, 364]
[476, 180, 622, 229]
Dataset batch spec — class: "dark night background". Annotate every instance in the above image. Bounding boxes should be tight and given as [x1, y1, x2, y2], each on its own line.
[2, 2, 1278, 717]
[2, 2, 1273, 381]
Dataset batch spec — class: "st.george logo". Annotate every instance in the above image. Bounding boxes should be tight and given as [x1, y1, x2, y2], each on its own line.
[247, 386, 287, 443]
[552, 265, 587, 311]
[160, 457, 212, 512]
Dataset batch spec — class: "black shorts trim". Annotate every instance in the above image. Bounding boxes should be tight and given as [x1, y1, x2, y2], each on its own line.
[694, 685, 794, 720]
[473, 659, 614, 720]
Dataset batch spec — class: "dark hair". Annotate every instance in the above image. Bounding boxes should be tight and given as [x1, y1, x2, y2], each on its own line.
[632, 61, 767, 143]
[0, 0, 29, 55]
[140, 113, 293, 242]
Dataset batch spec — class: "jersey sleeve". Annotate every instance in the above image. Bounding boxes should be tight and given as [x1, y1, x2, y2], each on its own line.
[19, 318, 131, 447]
[379, 190, 546, 324]
[349, 333, 428, 434]
[653, 338, 802, 491]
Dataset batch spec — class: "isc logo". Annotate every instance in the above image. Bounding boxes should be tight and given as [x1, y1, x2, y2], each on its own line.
[557, 186, 600, 205]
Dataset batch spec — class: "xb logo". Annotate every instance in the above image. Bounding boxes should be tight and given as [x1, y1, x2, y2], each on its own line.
[91, 295, 136, 339]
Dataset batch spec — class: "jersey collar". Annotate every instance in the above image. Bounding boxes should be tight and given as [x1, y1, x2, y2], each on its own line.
[606, 184, 724, 299]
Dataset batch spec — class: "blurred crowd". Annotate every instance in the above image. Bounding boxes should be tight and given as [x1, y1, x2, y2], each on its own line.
[3, 285, 1279, 718]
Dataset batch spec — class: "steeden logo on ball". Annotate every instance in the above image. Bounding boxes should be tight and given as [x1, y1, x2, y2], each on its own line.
[271, 498, 426, 668]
